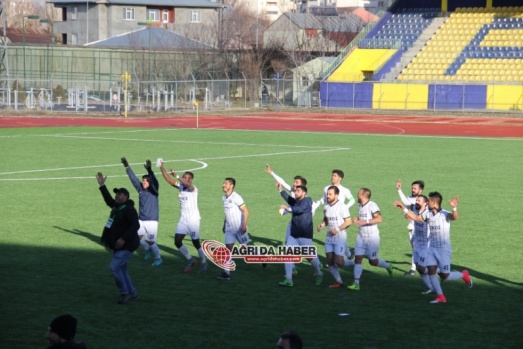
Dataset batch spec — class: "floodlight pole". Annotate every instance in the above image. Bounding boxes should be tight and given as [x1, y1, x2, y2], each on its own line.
[22, 15, 40, 88]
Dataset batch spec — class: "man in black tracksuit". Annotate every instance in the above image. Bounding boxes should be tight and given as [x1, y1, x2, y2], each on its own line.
[278, 184, 323, 287]
[96, 172, 140, 304]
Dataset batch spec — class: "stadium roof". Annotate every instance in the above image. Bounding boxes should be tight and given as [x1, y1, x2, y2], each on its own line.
[283, 12, 365, 32]
[85, 27, 214, 50]
[47, 0, 224, 8]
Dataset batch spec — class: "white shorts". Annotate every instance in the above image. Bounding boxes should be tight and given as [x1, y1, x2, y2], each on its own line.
[138, 220, 158, 242]
[413, 245, 428, 265]
[408, 229, 414, 243]
[175, 218, 201, 240]
[424, 245, 452, 272]
[325, 233, 347, 256]
[354, 234, 380, 260]
[224, 228, 250, 245]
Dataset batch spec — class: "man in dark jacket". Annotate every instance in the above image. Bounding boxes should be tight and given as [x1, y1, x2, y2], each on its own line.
[45, 314, 87, 349]
[278, 183, 323, 287]
[96, 172, 140, 304]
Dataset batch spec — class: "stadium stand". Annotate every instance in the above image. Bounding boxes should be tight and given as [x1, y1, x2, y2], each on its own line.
[320, 0, 523, 110]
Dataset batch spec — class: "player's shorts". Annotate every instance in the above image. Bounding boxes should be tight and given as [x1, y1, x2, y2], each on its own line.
[413, 245, 428, 265]
[224, 228, 250, 245]
[354, 234, 380, 260]
[175, 218, 200, 240]
[138, 220, 158, 242]
[424, 245, 452, 273]
[325, 231, 347, 256]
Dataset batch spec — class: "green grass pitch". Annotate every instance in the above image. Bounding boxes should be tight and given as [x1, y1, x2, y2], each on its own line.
[0, 126, 522, 349]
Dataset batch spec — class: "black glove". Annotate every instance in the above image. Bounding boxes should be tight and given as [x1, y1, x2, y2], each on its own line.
[144, 159, 151, 171]
[121, 157, 129, 168]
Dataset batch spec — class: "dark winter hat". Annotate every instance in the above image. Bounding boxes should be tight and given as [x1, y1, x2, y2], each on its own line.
[113, 188, 130, 197]
[49, 314, 77, 340]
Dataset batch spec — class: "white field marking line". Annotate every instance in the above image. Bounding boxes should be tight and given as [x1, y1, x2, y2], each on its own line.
[38, 134, 345, 150]
[0, 160, 207, 177]
[0, 147, 350, 181]
[0, 160, 208, 181]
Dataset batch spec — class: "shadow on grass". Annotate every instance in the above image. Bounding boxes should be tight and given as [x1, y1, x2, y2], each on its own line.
[53, 226, 102, 246]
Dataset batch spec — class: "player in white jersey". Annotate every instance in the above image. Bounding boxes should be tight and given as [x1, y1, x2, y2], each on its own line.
[159, 162, 207, 273]
[317, 186, 354, 288]
[347, 188, 393, 291]
[313, 169, 355, 262]
[217, 177, 250, 280]
[265, 164, 307, 276]
[396, 179, 425, 276]
[393, 195, 434, 293]
[400, 191, 473, 304]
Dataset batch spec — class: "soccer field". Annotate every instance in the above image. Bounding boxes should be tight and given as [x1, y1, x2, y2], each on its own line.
[1, 126, 522, 349]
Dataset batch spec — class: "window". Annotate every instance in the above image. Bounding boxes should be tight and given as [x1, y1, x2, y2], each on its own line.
[162, 10, 169, 23]
[301, 76, 309, 87]
[190, 10, 201, 23]
[147, 9, 160, 22]
[71, 7, 78, 20]
[123, 8, 135, 20]
[71, 33, 78, 45]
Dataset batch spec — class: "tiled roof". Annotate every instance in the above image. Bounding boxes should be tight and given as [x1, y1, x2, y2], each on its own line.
[1, 28, 54, 44]
[85, 27, 214, 50]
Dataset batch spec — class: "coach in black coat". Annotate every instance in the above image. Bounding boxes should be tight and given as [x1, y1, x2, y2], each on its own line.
[96, 172, 140, 304]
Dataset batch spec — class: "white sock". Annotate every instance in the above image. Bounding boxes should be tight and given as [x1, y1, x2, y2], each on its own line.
[411, 256, 416, 271]
[429, 274, 443, 295]
[150, 243, 160, 259]
[354, 263, 363, 281]
[178, 245, 192, 260]
[197, 247, 206, 263]
[421, 273, 433, 290]
[377, 258, 390, 269]
[445, 271, 464, 281]
[329, 265, 342, 284]
[344, 258, 355, 267]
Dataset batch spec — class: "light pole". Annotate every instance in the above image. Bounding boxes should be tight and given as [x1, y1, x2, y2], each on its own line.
[23, 15, 40, 88]
[137, 21, 152, 81]
[86, 0, 89, 44]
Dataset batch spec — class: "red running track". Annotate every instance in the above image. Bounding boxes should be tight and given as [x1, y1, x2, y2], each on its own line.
[0, 113, 522, 138]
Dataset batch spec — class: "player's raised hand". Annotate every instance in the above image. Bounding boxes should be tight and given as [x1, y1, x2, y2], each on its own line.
[393, 200, 405, 210]
[265, 163, 272, 174]
[96, 172, 107, 186]
[144, 159, 151, 170]
[121, 157, 129, 168]
[396, 179, 402, 190]
[448, 196, 459, 208]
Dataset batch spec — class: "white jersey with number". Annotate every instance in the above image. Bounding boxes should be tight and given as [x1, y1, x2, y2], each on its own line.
[421, 209, 452, 249]
[357, 200, 380, 237]
[324, 200, 351, 242]
[177, 184, 200, 220]
[223, 191, 245, 232]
